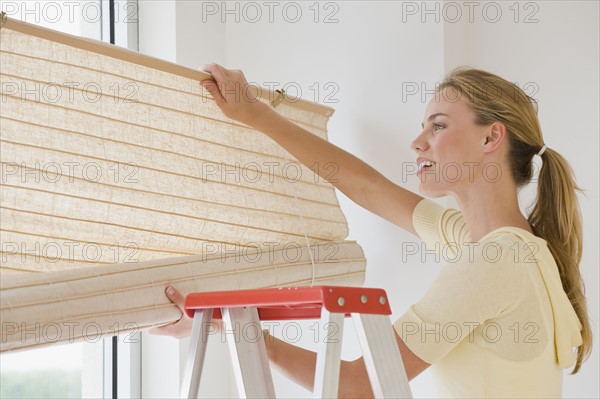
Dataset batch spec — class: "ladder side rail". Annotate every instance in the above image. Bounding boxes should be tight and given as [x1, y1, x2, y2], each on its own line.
[180, 309, 214, 399]
[313, 309, 345, 398]
[352, 313, 413, 398]
[222, 307, 276, 398]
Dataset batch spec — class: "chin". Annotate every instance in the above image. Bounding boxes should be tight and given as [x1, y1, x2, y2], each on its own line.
[418, 182, 449, 198]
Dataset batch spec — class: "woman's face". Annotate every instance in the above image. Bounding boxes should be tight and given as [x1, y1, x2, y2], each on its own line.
[411, 87, 496, 198]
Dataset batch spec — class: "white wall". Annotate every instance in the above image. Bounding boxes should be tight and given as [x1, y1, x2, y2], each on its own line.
[138, 1, 599, 398]
[222, 3, 444, 396]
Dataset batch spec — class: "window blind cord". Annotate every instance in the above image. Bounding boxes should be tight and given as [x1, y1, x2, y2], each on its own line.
[286, 159, 317, 286]
[271, 89, 316, 286]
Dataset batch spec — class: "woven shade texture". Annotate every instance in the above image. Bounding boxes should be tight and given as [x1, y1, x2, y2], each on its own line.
[0, 19, 366, 352]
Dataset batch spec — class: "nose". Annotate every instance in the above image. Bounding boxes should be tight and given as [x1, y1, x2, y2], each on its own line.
[410, 129, 429, 153]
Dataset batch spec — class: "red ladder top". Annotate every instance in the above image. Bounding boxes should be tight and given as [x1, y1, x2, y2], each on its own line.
[184, 286, 392, 320]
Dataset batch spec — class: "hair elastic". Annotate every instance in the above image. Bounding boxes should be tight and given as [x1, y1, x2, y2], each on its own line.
[536, 144, 547, 157]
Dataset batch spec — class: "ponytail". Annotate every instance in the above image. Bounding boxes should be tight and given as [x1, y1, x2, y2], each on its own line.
[528, 148, 591, 374]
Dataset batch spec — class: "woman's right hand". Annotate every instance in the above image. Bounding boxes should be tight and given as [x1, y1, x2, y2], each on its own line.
[149, 286, 225, 339]
[148, 286, 193, 338]
[199, 63, 273, 127]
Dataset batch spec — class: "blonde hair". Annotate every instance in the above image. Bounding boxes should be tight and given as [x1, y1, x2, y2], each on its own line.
[437, 67, 591, 373]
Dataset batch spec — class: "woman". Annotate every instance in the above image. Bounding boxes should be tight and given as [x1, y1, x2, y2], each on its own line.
[152, 65, 591, 398]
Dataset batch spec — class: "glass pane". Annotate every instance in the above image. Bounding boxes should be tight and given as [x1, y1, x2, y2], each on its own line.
[1, 0, 102, 39]
[0, 344, 83, 398]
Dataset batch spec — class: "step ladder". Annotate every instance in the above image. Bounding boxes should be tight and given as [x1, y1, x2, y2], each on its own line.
[180, 286, 412, 398]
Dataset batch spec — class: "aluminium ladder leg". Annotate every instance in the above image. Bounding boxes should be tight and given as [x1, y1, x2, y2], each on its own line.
[313, 309, 345, 398]
[181, 309, 213, 399]
[180, 307, 275, 399]
[353, 313, 412, 398]
[222, 306, 276, 398]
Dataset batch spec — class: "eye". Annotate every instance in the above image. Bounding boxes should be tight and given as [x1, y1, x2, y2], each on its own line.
[433, 123, 445, 133]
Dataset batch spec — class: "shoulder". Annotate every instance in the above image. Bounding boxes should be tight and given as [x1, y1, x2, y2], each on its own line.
[434, 230, 533, 294]
[412, 198, 470, 249]
[470, 228, 543, 268]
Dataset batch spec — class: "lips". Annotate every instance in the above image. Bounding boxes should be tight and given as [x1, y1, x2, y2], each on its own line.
[417, 158, 436, 174]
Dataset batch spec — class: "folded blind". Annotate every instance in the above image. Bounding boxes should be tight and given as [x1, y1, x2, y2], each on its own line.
[0, 15, 366, 352]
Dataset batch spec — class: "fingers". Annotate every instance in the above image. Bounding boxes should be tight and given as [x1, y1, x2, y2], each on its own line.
[199, 64, 228, 105]
[147, 285, 192, 338]
[165, 285, 186, 310]
[197, 63, 263, 125]
[198, 63, 214, 75]
[199, 63, 228, 83]
[199, 63, 219, 76]
[210, 63, 229, 82]
[201, 79, 226, 105]
[199, 63, 248, 88]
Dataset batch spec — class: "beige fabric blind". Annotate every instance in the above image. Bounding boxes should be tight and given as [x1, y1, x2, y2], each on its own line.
[0, 17, 366, 352]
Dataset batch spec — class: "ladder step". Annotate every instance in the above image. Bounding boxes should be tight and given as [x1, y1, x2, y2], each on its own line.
[184, 286, 392, 320]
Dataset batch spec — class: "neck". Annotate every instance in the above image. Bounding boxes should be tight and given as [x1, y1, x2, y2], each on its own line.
[451, 178, 532, 242]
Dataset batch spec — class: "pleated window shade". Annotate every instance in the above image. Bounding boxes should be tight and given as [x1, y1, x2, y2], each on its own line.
[0, 16, 366, 352]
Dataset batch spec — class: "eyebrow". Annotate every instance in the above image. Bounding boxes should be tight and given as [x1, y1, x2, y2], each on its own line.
[421, 113, 449, 128]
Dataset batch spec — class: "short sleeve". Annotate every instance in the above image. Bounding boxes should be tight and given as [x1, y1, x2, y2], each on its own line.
[393, 233, 526, 364]
[412, 198, 470, 252]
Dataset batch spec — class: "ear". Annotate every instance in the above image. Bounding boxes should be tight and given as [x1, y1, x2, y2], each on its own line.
[482, 122, 506, 154]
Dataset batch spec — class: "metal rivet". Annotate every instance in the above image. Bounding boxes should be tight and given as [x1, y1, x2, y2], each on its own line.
[360, 294, 368, 304]
[337, 297, 345, 306]
[379, 296, 386, 305]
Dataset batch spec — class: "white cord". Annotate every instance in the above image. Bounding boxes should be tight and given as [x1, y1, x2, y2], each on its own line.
[287, 158, 317, 286]
[269, 92, 316, 286]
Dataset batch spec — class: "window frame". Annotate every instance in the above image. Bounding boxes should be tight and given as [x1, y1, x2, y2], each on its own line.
[100, 0, 142, 397]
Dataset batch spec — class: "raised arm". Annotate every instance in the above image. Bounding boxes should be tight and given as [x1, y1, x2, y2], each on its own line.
[200, 64, 424, 237]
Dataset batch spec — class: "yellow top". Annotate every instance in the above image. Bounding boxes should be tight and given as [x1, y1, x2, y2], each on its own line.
[394, 199, 583, 398]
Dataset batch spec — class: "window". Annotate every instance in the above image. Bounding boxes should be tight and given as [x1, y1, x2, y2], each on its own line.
[0, 1, 140, 397]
